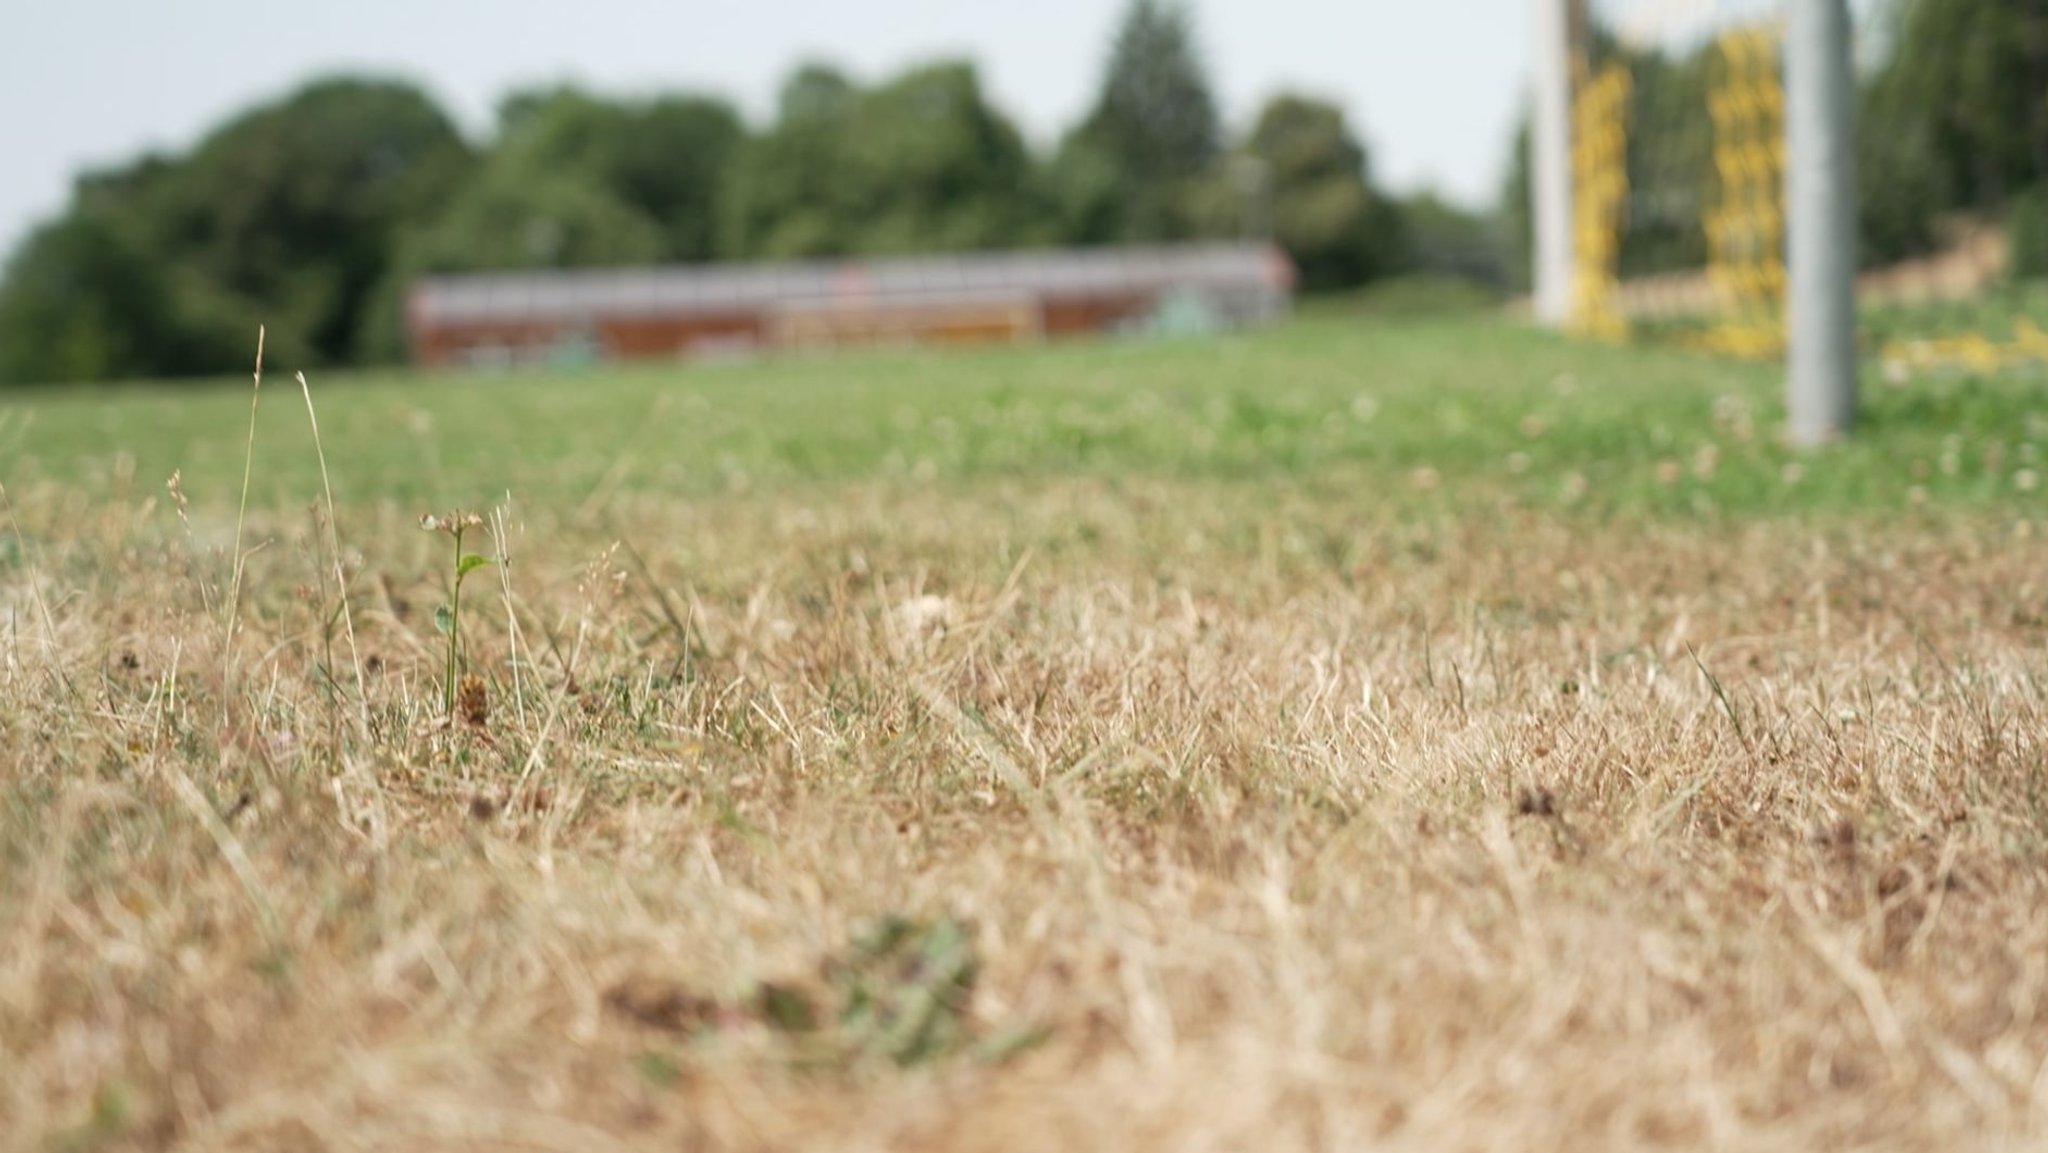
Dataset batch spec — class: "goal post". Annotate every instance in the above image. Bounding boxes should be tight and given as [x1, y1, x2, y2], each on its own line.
[1528, 0, 1860, 444]
[1785, 0, 1858, 444]
[1531, 0, 1581, 327]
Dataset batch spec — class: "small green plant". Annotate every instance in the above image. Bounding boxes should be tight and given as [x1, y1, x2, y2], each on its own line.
[419, 510, 493, 718]
[830, 913, 981, 1067]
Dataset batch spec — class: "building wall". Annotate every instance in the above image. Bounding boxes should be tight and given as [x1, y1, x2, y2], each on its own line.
[409, 286, 1284, 369]
[412, 313, 769, 369]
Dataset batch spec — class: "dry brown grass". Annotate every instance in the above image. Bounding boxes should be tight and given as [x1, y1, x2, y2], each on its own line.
[4, 472, 2048, 1152]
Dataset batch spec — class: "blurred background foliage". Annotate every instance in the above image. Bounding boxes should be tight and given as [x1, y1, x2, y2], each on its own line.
[0, 0, 2042, 384]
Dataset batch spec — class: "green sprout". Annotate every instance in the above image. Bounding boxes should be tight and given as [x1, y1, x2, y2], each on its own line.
[831, 914, 980, 1066]
[420, 511, 493, 718]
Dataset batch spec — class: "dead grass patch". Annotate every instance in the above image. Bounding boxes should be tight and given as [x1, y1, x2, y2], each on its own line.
[2, 474, 2047, 1151]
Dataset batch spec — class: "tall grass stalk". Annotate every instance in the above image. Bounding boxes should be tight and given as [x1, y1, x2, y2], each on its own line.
[224, 326, 265, 658]
[296, 371, 367, 730]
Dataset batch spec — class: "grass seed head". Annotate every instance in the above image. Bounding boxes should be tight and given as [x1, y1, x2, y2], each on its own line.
[457, 672, 488, 728]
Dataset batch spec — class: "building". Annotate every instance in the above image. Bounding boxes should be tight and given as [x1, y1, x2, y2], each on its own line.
[405, 243, 1295, 369]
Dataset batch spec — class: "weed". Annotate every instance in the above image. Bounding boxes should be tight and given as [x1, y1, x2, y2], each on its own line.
[601, 914, 998, 1071]
[830, 913, 981, 1067]
[295, 370, 365, 729]
[223, 327, 264, 656]
[419, 510, 492, 719]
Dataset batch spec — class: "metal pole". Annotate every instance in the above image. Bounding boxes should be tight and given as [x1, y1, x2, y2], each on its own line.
[1786, 0, 1858, 445]
[1531, 0, 1577, 327]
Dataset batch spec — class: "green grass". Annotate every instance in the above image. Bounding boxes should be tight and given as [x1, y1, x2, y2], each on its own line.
[3, 315, 2044, 521]
[1861, 280, 2048, 349]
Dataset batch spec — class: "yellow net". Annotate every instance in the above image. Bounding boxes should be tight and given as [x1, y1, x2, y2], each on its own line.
[1572, 1, 1791, 356]
[1693, 25, 1786, 356]
[1573, 0, 2040, 377]
[1568, 61, 1633, 341]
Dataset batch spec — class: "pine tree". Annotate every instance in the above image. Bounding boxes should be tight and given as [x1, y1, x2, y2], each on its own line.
[1068, 0, 1223, 241]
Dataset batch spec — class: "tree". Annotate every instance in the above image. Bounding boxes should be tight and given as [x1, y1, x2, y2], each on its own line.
[155, 77, 475, 367]
[1063, 0, 1224, 241]
[722, 61, 1036, 258]
[0, 76, 467, 382]
[776, 64, 859, 125]
[627, 96, 747, 261]
[1858, 66, 1953, 263]
[394, 170, 667, 273]
[1856, 0, 2048, 261]
[1391, 192, 1512, 289]
[1039, 135, 1130, 246]
[1497, 116, 1535, 293]
[474, 86, 742, 263]
[839, 63, 1036, 253]
[722, 64, 862, 258]
[0, 206, 246, 385]
[1240, 94, 1395, 291]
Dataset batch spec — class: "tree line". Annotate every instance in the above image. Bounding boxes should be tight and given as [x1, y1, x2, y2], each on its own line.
[1, 1, 1503, 385]
[8, 0, 2033, 386]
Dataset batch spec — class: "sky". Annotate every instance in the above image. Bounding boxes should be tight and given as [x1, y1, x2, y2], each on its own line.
[0, 1, 1532, 260]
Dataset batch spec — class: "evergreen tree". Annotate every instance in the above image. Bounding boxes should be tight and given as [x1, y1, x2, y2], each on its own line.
[1065, 0, 1224, 241]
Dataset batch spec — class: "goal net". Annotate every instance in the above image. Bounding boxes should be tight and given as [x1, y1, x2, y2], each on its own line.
[1567, 0, 1793, 355]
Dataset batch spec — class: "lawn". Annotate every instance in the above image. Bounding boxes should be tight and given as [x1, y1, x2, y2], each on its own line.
[3, 316, 2047, 1151]
[6, 313, 2042, 514]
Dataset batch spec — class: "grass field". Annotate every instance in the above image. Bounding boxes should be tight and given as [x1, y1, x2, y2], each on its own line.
[4, 316, 2048, 1151]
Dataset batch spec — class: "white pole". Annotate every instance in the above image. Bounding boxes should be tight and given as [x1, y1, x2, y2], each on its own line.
[1531, 0, 1577, 327]
[1786, 0, 1858, 444]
